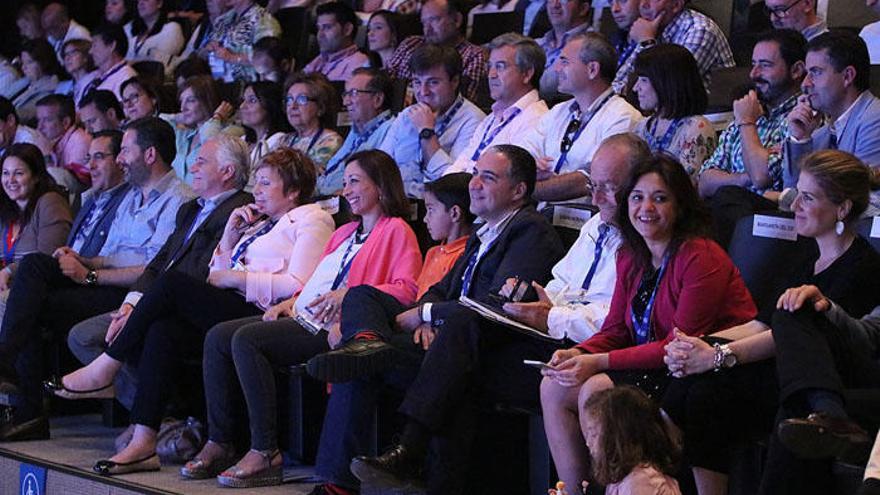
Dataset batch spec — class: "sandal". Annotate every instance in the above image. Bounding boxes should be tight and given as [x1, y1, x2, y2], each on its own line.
[180, 441, 237, 480]
[216, 449, 283, 488]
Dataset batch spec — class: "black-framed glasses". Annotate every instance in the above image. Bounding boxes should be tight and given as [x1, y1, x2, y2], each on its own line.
[284, 94, 317, 106]
[342, 88, 379, 98]
[560, 117, 581, 153]
[764, 0, 805, 18]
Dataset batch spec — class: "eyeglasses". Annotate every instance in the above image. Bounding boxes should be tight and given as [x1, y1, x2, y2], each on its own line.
[121, 93, 141, 106]
[284, 94, 316, 107]
[588, 178, 619, 195]
[342, 88, 378, 99]
[559, 117, 581, 153]
[764, 0, 805, 18]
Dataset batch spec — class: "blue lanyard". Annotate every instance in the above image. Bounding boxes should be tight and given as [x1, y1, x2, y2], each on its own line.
[580, 223, 610, 291]
[470, 108, 522, 161]
[644, 117, 686, 153]
[330, 229, 368, 290]
[435, 98, 465, 137]
[325, 113, 392, 177]
[544, 32, 571, 68]
[630, 253, 671, 346]
[554, 92, 615, 174]
[229, 218, 277, 268]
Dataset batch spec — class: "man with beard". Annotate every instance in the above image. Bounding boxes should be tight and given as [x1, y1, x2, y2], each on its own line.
[697, 29, 807, 248]
[303, 2, 370, 82]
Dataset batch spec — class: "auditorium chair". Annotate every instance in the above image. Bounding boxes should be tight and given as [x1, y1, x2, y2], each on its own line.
[540, 203, 599, 251]
[469, 11, 525, 45]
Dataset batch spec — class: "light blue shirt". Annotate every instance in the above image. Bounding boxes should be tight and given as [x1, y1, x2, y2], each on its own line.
[379, 95, 485, 198]
[99, 170, 195, 268]
[318, 110, 395, 196]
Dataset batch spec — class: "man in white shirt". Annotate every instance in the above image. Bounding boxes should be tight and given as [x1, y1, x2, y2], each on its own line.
[86, 24, 139, 101]
[522, 33, 643, 203]
[860, 0, 880, 64]
[537, 0, 592, 96]
[502, 133, 649, 343]
[0, 97, 51, 158]
[41, 2, 91, 63]
[379, 44, 485, 198]
[765, 0, 828, 41]
[447, 33, 549, 174]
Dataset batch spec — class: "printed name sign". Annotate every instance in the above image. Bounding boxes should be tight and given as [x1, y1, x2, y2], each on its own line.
[552, 206, 593, 231]
[752, 215, 797, 241]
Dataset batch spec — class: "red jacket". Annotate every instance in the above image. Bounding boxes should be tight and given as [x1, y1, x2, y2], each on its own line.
[578, 237, 756, 370]
[323, 216, 422, 306]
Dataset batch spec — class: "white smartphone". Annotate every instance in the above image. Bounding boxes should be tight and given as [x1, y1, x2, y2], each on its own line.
[523, 359, 553, 370]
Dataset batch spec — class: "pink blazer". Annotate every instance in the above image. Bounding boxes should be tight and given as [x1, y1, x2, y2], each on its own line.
[324, 216, 421, 305]
[210, 203, 335, 309]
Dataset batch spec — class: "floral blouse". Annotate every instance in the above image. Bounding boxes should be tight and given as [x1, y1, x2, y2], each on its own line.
[636, 115, 717, 180]
[209, 2, 281, 82]
[281, 129, 344, 176]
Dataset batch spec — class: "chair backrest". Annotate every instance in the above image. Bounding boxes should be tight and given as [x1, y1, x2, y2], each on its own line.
[856, 216, 880, 253]
[706, 65, 751, 113]
[728, 212, 817, 312]
[469, 12, 525, 45]
[691, 0, 736, 38]
[540, 203, 598, 250]
[827, 0, 880, 30]
[275, 7, 313, 71]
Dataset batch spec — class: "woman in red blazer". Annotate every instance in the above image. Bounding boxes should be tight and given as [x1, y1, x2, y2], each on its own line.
[540, 155, 757, 491]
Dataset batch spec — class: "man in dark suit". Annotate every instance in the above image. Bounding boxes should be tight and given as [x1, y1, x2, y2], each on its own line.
[305, 145, 565, 495]
[65, 134, 253, 415]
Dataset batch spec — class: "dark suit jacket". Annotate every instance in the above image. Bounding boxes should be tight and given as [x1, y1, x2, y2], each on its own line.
[68, 184, 132, 258]
[419, 205, 565, 324]
[129, 190, 252, 294]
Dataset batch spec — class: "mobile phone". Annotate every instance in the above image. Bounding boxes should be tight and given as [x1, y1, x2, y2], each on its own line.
[523, 359, 553, 370]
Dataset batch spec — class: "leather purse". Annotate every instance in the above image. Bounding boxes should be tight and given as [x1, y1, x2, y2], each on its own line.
[156, 416, 207, 464]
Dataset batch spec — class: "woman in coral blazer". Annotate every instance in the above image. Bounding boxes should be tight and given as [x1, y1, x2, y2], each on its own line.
[181, 150, 422, 488]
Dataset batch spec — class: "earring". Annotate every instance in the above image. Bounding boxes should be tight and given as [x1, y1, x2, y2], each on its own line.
[835, 220, 844, 236]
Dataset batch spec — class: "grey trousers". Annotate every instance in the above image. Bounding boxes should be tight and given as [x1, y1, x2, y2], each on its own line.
[66, 311, 139, 410]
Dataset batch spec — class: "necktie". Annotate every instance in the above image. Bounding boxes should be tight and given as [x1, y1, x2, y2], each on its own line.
[581, 224, 610, 291]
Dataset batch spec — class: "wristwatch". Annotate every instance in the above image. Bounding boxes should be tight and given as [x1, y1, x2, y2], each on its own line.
[84, 270, 98, 286]
[639, 39, 657, 49]
[419, 128, 436, 140]
[712, 343, 737, 371]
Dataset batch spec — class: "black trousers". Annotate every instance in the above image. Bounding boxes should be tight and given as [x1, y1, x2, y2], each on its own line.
[0, 253, 126, 417]
[106, 270, 261, 430]
[662, 358, 779, 473]
[399, 305, 563, 493]
[708, 185, 778, 249]
[203, 316, 330, 451]
[339, 285, 410, 342]
[772, 307, 880, 404]
[757, 308, 880, 495]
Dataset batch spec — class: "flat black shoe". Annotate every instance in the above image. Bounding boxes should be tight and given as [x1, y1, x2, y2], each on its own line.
[43, 376, 115, 400]
[306, 339, 397, 383]
[350, 444, 424, 489]
[0, 414, 49, 442]
[93, 453, 160, 475]
[778, 412, 873, 464]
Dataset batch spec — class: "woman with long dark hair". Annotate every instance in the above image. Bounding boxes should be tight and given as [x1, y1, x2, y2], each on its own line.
[540, 154, 756, 490]
[123, 0, 185, 65]
[0, 143, 72, 292]
[239, 81, 290, 186]
[632, 44, 716, 179]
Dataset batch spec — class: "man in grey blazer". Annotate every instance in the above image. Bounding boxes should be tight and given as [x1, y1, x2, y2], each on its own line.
[784, 31, 880, 202]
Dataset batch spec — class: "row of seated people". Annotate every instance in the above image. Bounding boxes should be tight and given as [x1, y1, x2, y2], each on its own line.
[0, 106, 878, 495]
[8, 21, 878, 257]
